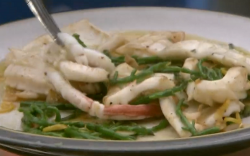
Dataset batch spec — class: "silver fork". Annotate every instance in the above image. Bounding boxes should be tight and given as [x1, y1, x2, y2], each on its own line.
[25, 0, 64, 46]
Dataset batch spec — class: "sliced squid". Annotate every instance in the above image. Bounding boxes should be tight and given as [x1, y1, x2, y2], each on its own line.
[59, 61, 109, 83]
[153, 73, 175, 81]
[4, 64, 53, 95]
[197, 100, 244, 128]
[44, 43, 70, 67]
[58, 32, 115, 72]
[110, 63, 135, 78]
[105, 63, 175, 106]
[4, 35, 51, 66]
[4, 48, 26, 65]
[160, 93, 209, 138]
[106, 63, 139, 99]
[5, 47, 46, 70]
[187, 67, 250, 106]
[5, 35, 53, 69]
[160, 40, 250, 73]
[98, 34, 127, 52]
[180, 58, 198, 80]
[160, 96, 191, 138]
[103, 76, 175, 105]
[15, 91, 40, 99]
[46, 68, 162, 120]
[62, 20, 110, 50]
[116, 31, 185, 57]
[22, 35, 53, 52]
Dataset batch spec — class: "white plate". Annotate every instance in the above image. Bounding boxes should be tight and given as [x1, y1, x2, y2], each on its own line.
[0, 7, 250, 156]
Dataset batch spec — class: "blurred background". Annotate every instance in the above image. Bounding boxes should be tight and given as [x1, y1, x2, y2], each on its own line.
[1, 0, 250, 24]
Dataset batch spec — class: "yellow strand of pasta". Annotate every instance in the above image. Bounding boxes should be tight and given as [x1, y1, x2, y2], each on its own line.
[220, 68, 227, 75]
[43, 124, 67, 132]
[224, 117, 241, 124]
[216, 99, 230, 121]
[0, 101, 15, 113]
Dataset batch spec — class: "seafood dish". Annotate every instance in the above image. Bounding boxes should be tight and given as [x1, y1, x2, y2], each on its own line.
[0, 20, 250, 140]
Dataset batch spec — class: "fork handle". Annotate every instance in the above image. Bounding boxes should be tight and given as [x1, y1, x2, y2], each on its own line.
[25, 0, 63, 45]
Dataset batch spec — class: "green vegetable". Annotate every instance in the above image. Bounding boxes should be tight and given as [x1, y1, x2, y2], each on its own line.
[159, 59, 223, 81]
[176, 99, 220, 136]
[110, 62, 169, 85]
[72, 33, 87, 47]
[151, 120, 169, 132]
[19, 108, 54, 127]
[87, 94, 105, 101]
[64, 127, 102, 140]
[197, 58, 207, 78]
[150, 81, 187, 100]
[161, 66, 200, 75]
[104, 50, 165, 66]
[229, 43, 234, 49]
[197, 58, 223, 80]
[23, 124, 63, 137]
[111, 125, 153, 136]
[111, 120, 168, 136]
[176, 99, 197, 135]
[64, 122, 135, 140]
[31, 104, 46, 119]
[46, 106, 61, 122]
[195, 127, 221, 136]
[134, 56, 164, 65]
[61, 110, 82, 121]
[131, 81, 188, 104]
[109, 57, 222, 87]
[87, 82, 108, 102]
[215, 68, 223, 79]
[240, 104, 250, 118]
[20, 101, 76, 110]
[54, 104, 77, 110]
[20, 101, 79, 119]
[86, 123, 135, 140]
[63, 121, 86, 128]
[19, 102, 163, 140]
[103, 50, 123, 66]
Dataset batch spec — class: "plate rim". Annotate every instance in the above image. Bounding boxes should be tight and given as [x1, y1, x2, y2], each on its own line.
[1, 126, 250, 152]
[1, 6, 250, 153]
[1, 6, 250, 29]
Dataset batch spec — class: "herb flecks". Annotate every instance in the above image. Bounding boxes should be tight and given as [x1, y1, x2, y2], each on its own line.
[229, 43, 234, 49]
[191, 49, 196, 53]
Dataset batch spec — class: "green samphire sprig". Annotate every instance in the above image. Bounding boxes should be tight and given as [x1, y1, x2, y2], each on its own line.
[19, 101, 169, 140]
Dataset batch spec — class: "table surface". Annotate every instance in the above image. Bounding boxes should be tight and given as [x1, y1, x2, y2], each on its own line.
[1, 0, 250, 155]
[0, 148, 250, 156]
